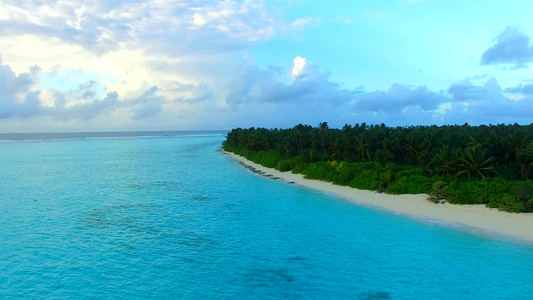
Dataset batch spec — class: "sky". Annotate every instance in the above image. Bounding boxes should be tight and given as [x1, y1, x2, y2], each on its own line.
[1, 0, 533, 132]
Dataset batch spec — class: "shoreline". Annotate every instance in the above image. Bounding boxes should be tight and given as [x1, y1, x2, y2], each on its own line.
[224, 151, 533, 244]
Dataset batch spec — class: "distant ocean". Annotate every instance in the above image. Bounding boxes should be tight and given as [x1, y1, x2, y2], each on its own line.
[1, 132, 532, 299]
[0, 130, 228, 142]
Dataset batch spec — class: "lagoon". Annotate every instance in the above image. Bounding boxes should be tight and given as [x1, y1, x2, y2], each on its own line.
[1, 133, 532, 299]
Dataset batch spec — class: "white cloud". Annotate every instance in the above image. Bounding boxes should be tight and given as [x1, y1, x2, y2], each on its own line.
[0, 0, 323, 131]
[340, 18, 354, 24]
[289, 17, 321, 28]
[1, 0, 532, 132]
[192, 13, 207, 26]
[291, 56, 308, 79]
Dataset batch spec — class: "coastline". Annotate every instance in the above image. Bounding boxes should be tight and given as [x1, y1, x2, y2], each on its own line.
[224, 151, 533, 244]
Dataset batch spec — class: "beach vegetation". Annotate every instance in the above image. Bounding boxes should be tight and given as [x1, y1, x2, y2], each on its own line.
[223, 122, 533, 213]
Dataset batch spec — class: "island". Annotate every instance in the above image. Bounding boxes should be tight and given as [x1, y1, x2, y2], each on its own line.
[223, 123, 533, 243]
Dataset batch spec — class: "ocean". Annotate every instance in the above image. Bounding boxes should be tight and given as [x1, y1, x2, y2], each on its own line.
[0, 132, 532, 299]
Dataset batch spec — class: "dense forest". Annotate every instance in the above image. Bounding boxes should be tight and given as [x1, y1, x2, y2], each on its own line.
[223, 123, 533, 213]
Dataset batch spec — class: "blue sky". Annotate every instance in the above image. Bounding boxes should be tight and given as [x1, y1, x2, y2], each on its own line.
[1, 0, 533, 132]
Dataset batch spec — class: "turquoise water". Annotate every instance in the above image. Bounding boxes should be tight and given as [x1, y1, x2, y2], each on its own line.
[1, 134, 532, 299]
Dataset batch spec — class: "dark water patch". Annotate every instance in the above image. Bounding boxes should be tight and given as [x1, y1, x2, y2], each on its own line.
[243, 267, 296, 288]
[82, 203, 165, 253]
[188, 195, 212, 202]
[178, 144, 204, 155]
[126, 181, 181, 191]
[127, 183, 149, 190]
[83, 203, 157, 229]
[113, 242, 138, 252]
[358, 291, 392, 300]
[124, 149, 156, 155]
[149, 181, 181, 191]
[176, 232, 218, 251]
[287, 256, 306, 262]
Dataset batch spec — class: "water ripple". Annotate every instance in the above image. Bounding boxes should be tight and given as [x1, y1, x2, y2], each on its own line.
[1, 135, 532, 299]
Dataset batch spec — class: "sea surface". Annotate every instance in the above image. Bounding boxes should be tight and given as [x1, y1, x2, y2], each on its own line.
[1, 132, 532, 299]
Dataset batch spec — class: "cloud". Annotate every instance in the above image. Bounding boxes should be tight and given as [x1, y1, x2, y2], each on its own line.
[171, 82, 215, 103]
[444, 78, 533, 124]
[0, 0, 321, 131]
[52, 91, 119, 120]
[128, 87, 164, 120]
[289, 17, 321, 28]
[226, 57, 359, 107]
[353, 84, 449, 114]
[0, 63, 41, 118]
[2, 1, 532, 131]
[218, 57, 372, 128]
[505, 83, 533, 95]
[340, 18, 354, 24]
[448, 78, 502, 101]
[481, 27, 533, 66]
[0, 59, 218, 123]
[0, 0, 315, 58]
[349, 79, 533, 126]
[291, 56, 307, 78]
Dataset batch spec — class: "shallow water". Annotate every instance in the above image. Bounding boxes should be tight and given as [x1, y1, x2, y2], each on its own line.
[1, 134, 532, 299]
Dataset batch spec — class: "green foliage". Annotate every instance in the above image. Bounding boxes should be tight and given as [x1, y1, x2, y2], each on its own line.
[512, 180, 533, 212]
[335, 161, 347, 173]
[386, 174, 434, 195]
[348, 169, 381, 191]
[251, 150, 283, 168]
[291, 163, 307, 174]
[379, 171, 393, 191]
[457, 147, 497, 180]
[428, 181, 448, 203]
[488, 194, 524, 213]
[276, 157, 301, 172]
[335, 163, 358, 186]
[445, 180, 488, 204]
[223, 123, 533, 213]
[441, 177, 526, 212]
[301, 162, 337, 182]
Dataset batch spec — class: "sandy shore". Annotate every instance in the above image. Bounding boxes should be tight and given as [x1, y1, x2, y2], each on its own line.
[224, 151, 533, 244]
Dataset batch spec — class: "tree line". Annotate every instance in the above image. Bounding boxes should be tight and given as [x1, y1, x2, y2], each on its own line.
[223, 122, 533, 213]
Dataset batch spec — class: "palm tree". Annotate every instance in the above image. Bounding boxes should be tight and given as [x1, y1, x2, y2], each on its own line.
[467, 133, 485, 150]
[514, 145, 533, 180]
[258, 129, 271, 150]
[374, 149, 394, 165]
[294, 124, 304, 154]
[329, 138, 344, 161]
[318, 122, 328, 155]
[504, 132, 530, 163]
[354, 135, 371, 162]
[430, 147, 457, 176]
[457, 147, 497, 180]
[389, 132, 406, 164]
[403, 134, 419, 164]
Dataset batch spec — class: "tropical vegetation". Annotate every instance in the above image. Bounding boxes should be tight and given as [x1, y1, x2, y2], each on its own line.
[223, 123, 533, 213]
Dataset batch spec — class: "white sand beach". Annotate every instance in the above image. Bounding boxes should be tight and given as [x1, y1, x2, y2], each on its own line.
[225, 151, 533, 244]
